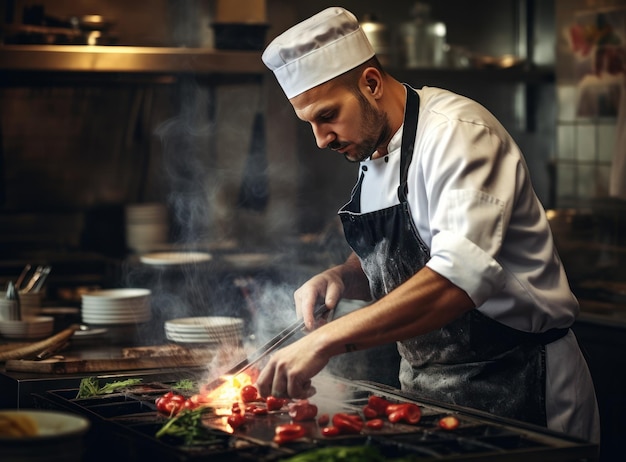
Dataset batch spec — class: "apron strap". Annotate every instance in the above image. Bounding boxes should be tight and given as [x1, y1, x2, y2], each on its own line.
[398, 85, 420, 203]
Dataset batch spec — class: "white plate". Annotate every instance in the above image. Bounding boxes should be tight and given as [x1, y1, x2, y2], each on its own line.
[222, 253, 272, 267]
[165, 316, 243, 331]
[165, 333, 219, 344]
[139, 251, 212, 266]
[81, 288, 151, 300]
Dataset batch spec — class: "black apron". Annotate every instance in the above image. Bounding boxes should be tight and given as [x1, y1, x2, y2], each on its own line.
[338, 85, 568, 426]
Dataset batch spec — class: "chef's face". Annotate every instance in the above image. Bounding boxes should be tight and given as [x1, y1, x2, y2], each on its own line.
[291, 79, 391, 163]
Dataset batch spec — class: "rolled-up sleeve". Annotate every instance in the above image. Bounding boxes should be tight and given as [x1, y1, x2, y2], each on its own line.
[417, 115, 518, 306]
[427, 190, 507, 306]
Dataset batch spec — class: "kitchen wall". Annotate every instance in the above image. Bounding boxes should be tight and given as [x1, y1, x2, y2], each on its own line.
[4, 0, 621, 274]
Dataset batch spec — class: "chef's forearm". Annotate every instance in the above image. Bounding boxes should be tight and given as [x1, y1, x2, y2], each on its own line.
[313, 266, 475, 356]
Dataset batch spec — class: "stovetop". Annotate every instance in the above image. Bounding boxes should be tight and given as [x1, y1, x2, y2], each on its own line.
[32, 373, 598, 462]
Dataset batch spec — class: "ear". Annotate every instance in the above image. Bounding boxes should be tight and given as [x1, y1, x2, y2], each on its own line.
[362, 67, 383, 98]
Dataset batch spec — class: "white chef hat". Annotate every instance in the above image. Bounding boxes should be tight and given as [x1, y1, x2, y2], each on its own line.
[262, 7, 375, 99]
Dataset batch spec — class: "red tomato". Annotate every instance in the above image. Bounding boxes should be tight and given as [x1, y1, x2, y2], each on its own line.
[386, 403, 421, 425]
[288, 400, 318, 422]
[155, 391, 186, 415]
[266, 395, 286, 411]
[363, 405, 379, 419]
[368, 395, 393, 415]
[252, 407, 268, 416]
[365, 418, 384, 430]
[232, 402, 241, 413]
[273, 423, 306, 444]
[317, 413, 330, 426]
[240, 385, 259, 403]
[321, 426, 341, 437]
[438, 415, 460, 430]
[331, 413, 363, 434]
[227, 412, 246, 430]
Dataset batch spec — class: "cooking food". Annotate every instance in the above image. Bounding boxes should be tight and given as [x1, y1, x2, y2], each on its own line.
[240, 384, 259, 403]
[438, 415, 460, 430]
[385, 403, 421, 424]
[0, 411, 38, 437]
[155, 391, 202, 416]
[288, 399, 318, 421]
[273, 423, 306, 444]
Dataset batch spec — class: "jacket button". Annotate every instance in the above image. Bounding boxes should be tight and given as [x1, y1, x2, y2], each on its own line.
[361, 165, 368, 171]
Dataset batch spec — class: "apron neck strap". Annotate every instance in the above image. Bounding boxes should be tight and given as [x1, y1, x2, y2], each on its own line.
[398, 85, 420, 203]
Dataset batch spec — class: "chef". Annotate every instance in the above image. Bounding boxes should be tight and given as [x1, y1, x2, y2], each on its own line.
[257, 6, 600, 443]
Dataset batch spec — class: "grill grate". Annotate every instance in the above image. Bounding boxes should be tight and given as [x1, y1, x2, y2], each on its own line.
[32, 374, 598, 462]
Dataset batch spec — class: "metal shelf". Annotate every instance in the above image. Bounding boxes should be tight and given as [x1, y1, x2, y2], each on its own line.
[0, 45, 265, 74]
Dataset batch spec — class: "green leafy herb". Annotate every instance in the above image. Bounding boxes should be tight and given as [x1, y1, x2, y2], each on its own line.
[155, 407, 217, 446]
[76, 377, 142, 399]
[172, 379, 195, 391]
[279, 446, 381, 462]
[279, 446, 413, 462]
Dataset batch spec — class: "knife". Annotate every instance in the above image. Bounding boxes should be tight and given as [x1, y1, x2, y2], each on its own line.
[207, 304, 330, 389]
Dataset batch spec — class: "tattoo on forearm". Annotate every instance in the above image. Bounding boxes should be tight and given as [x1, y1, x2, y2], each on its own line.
[345, 343, 357, 353]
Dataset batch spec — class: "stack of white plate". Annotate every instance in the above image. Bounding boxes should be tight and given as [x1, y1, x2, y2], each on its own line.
[125, 203, 169, 253]
[165, 316, 243, 344]
[139, 251, 212, 266]
[0, 316, 54, 339]
[81, 288, 151, 325]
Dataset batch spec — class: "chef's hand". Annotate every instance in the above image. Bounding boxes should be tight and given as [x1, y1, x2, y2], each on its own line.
[256, 333, 329, 399]
[294, 254, 370, 331]
[294, 267, 345, 331]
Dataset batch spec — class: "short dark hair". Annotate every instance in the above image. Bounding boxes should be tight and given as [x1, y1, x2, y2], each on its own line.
[336, 56, 385, 93]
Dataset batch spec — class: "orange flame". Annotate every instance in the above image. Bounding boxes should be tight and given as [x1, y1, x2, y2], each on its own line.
[191, 368, 260, 413]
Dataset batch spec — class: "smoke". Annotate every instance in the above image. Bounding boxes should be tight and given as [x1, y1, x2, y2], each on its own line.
[155, 81, 216, 246]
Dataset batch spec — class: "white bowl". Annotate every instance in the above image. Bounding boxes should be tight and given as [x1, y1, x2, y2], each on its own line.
[0, 316, 54, 339]
[0, 410, 90, 462]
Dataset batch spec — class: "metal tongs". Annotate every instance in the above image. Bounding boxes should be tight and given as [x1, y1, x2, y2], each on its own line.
[208, 304, 330, 388]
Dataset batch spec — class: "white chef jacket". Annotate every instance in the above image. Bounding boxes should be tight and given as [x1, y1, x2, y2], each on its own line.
[357, 86, 600, 443]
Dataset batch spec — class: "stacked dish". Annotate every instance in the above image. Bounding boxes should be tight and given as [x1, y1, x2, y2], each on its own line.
[81, 288, 151, 325]
[165, 316, 243, 345]
[0, 316, 54, 339]
[125, 203, 169, 253]
[139, 251, 212, 266]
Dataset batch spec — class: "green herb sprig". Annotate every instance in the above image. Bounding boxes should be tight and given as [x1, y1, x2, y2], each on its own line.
[155, 407, 217, 446]
[76, 377, 143, 399]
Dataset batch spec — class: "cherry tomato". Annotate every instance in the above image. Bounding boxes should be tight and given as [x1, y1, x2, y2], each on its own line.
[155, 391, 186, 415]
[227, 412, 246, 430]
[232, 402, 241, 413]
[368, 395, 394, 415]
[365, 418, 384, 430]
[438, 415, 460, 430]
[363, 405, 379, 419]
[273, 423, 306, 444]
[288, 400, 318, 422]
[387, 403, 421, 425]
[332, 413, 363, 434]
[321, 426, 341, 437]
[266, 395, 286, 411]
[252, 407, 268, 416]
[240, 385, 259, 403]
[317, 413, 330, 426]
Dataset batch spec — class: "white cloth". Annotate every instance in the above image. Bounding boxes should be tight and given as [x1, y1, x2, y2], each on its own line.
[357, 86, 600, 442]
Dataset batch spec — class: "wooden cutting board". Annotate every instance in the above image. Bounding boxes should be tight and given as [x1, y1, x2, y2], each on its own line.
[4, 346, 215, 374]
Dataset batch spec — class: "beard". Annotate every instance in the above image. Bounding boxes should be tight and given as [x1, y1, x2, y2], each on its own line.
[336, 90, 392, 163]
